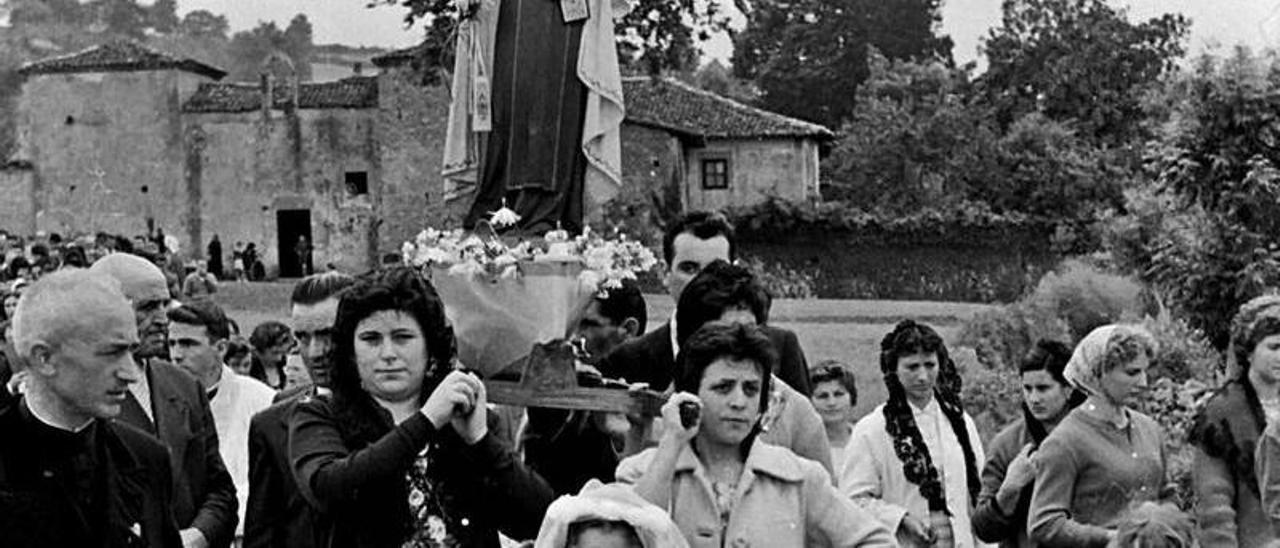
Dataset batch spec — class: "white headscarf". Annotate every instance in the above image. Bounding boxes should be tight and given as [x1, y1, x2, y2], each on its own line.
[1064, 324, 1156, 399]
[533, 480, 688, 548]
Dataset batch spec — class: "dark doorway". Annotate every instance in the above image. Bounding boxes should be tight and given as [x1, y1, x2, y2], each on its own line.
[277, 209, 312, 278]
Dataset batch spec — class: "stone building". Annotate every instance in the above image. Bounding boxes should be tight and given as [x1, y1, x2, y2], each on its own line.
[0, 41, 832, 277]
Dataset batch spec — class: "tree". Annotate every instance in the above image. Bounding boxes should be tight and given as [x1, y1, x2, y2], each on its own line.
[226, 17, 314, 82]
[732, 0, 953, 128]
[980, 0, 1188, 145]
[372, 0, 730, 75]
[1103, 50, 1280, 349]
[684, 59, 758, 104]
[822, 52, 997, 212]
[87, 0, 150, 41]
[178, 10, 230, 40]
[148, 0, 179, 34]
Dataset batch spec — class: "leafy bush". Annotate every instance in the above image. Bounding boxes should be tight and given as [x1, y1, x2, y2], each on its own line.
[956, 302, 1070, 373]
[1103, 52, 1280, 350]
[739, 254, 818, 299]
[1027, 258, 1149, 340]
[956, 346, 1026, 444]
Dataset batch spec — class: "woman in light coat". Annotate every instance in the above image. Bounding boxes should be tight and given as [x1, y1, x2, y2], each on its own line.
[618, 322, 895, 548]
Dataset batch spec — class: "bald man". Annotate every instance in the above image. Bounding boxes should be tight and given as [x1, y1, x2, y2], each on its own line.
[90, 253, 238, 548]
[0, 270, 181, 547]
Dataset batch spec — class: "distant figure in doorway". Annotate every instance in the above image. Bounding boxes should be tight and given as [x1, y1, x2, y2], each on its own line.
[294, 236, 313, 277]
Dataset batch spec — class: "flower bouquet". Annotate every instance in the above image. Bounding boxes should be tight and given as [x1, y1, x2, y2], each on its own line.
[402, 209, 657, 380]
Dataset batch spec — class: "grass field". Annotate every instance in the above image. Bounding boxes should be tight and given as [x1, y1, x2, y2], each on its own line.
[216, 282, 992, 418]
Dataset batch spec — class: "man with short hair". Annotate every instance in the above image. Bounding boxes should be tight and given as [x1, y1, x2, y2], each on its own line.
[245, 271, 355, 548]
[522, 280, 648, 495]
[169, 300, 275, 543]
[598, 211, 812, 396]
[0, 269, 181, 547]
[90, 252, 238, 548]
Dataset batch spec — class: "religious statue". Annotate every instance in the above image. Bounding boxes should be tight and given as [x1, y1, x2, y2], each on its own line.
[442, 0, 633, 234]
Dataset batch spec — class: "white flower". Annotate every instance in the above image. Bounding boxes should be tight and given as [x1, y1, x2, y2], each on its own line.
[488, 198, 521, 228]
[427, 515, 449, 542]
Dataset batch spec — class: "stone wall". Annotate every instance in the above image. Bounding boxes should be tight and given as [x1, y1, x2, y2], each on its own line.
[0, 167, 33, 233]
[684, 137, 817, 212]
[185, 107, 378, 276]
[374, 70, 456, 257]
[600, 123, 683, 234]
[15, 70, 213, 241]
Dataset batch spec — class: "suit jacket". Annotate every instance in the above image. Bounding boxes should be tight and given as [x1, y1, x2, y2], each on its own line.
[0, 400, 182, 547]
[598, 323, 812, 396]
[244, 389, 323, 548]
[118, 360, 238, 548]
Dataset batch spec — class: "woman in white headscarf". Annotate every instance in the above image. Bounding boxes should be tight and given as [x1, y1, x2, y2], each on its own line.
[1026, 324, 1167, 548]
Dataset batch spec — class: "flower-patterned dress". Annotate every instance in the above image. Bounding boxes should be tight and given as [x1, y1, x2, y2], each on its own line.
[403, 446, 461, 548]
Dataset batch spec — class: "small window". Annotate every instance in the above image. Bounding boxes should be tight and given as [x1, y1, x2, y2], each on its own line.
[65, 116, 75, 125]
[345, 171, 369, 196]
[701, 158, 729, 190]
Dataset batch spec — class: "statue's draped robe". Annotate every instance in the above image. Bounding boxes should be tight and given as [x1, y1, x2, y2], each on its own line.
[444, 0, 627, 233]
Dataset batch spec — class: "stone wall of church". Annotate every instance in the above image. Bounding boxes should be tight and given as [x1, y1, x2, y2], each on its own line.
[14, 70, 211, 242]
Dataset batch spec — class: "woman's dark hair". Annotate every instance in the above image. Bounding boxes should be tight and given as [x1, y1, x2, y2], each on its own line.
[674, 260, 770, 347]
[249, 321, 293, 351]
[809, 359, 858, 408]
[675, 321, 776, 458]
[879, 319, 981, 514]
[1019, 339, 1085, 444]
[223, 336, 251, 364]
[328, 267, 456, 444]
[61, 245, 88, 268]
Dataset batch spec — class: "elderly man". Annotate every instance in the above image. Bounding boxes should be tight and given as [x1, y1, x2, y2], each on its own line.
[0, 269, 181, 547]
[169, 299, 275, 543]
[90, 252, 238, 548]
[245, 271, 355, 548]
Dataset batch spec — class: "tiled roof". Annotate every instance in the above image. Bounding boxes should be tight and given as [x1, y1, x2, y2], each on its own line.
[371, 45, 424, 68]
[622, 76, 833, 140]
[183, 76, 379, 113]
[19, 40, 226, 80]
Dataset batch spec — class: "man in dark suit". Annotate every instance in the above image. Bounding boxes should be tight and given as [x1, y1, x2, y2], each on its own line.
[90, 252, 238, 548]
[597, 210, 812, 395]
[0, 269, 181, 547]
[245, 271, 355, 548]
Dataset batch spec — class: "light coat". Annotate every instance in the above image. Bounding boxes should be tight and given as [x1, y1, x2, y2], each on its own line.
[617, 440, 897, 548]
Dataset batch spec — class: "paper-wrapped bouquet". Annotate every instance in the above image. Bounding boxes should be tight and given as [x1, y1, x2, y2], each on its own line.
[402, 216, 656, 378]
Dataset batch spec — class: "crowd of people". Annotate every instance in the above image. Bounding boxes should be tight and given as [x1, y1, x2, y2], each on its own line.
[3, 209, 1280, 547]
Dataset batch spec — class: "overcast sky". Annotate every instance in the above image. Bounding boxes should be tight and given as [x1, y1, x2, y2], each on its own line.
[179, 0, 1280, 69]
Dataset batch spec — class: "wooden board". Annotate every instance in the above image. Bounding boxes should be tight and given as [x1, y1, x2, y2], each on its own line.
[485, 380, 665, 415]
